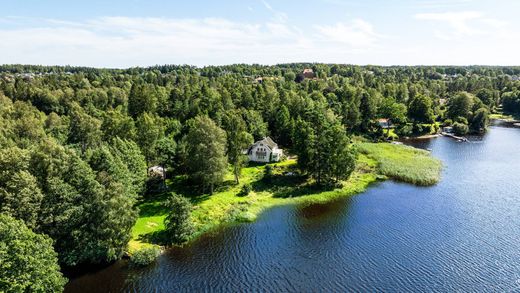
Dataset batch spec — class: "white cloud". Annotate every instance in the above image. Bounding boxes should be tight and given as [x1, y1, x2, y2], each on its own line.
[2, 12, 519, 67]
[314, 19, 380, 47]
[0, 16, 383, 67]
[415, 11, 483, 36]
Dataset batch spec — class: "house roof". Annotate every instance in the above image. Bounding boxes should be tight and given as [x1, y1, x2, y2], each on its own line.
[252, 136, 278, 150]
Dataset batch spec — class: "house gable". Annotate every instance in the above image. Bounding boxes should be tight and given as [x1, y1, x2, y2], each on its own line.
[247, 136, 283, 163]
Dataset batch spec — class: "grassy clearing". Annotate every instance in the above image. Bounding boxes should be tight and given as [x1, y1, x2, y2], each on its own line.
[357, 142, 442, 186]
[128, 142, 441, 252]
[489, 113, 519, 121]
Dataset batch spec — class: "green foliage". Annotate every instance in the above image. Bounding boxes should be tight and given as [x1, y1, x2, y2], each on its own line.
[186, 115, 228, 194]
[32, 140, 138, 266]
[0, 147, 43, 229]
[68, 103, 102, 152]
[379, 98, 408, 124]
[293, 108, 356, 185]
[0, 63, 513, 267]
[130, 247, 161, 267]
[471, 108, 489, 133]
[501, 90, 520, 114]
[0, 214, 67, 293]
[408, 94, 434, 123]
[395, 124, 413, 137]
[164, 193, 194, 244]
[136, 112, 163, 165]
[447, 92, 474, 121]
[357, 143, 442, 186]
[452, 122, 469, 136]
[110, 137, 148, 195]
[238, 183, 252, 197]
[223, 111, 254, 184]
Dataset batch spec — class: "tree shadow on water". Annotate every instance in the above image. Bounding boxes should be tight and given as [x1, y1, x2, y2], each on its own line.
[251, 174, 334, 199]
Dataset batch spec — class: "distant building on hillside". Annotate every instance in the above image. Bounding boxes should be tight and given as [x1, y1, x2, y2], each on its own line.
[246, 137, 283, 163]
[377, 118, 391, 129]
[148, 166, 166, 178]
[302, 68, 315, 79]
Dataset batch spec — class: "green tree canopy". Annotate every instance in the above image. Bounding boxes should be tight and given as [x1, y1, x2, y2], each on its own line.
[0, 214, 67, 293]
[164, 193, 194, 244]
[186, 115, 228, 194]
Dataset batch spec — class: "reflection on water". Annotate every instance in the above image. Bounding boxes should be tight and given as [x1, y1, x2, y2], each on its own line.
[65, 126, 520, 292]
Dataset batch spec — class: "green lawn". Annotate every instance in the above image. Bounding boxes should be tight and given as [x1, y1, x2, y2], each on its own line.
[128, 142, 442, 252]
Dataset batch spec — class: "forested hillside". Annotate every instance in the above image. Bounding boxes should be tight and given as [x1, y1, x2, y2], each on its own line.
[1, 63, 519, 290]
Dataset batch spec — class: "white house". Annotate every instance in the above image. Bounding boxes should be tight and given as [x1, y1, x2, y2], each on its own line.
[246, 137, 283, 163]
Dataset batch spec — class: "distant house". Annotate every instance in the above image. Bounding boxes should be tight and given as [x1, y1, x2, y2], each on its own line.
[246, 137, 283, 163]
[443, 126, 454, 133]
[302, 68, 315, 79]
[377, 118, 391, 129]
[148, 166, 166, 178]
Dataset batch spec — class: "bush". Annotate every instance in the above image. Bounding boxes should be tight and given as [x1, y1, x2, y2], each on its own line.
[145, 175, 166, 195]
[444, 119, 453, 126]
[237, 183, 252, 196]
[264, 165, 273, 177]
[452, 122, 469, 136]
[412, 123, 424, 135]
[164, 193, 194, 244]
[455, 116, 468, 125]
[396, 124, 413, 136]
[130, 247, 161, 267]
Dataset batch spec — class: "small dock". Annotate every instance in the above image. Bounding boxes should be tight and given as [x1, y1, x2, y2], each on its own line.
[441, 132, 468, 142]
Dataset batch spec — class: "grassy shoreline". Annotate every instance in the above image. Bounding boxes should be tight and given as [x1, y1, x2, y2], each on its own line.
[128, 142, 442, 253]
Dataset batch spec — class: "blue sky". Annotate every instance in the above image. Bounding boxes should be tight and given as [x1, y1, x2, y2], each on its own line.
[1, 0, 519, 67]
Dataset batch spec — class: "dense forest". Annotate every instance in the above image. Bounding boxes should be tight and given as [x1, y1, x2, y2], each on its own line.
[1, 63, 520, 291]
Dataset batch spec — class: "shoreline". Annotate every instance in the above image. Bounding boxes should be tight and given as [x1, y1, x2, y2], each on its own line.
[128, 142, 443, 254]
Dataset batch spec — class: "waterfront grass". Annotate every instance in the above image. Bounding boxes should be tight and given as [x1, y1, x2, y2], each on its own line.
[357, 142, 442, 186]
[128, 142, 441, 252]
[489, 113, 519, 121]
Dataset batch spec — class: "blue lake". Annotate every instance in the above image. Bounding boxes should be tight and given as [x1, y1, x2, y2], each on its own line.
[66, 126, 520, 292]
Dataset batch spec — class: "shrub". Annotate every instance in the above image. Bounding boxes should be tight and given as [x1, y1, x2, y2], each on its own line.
[455, 116, 468, 125]
[264, 165, 273, 177]
[237, 183, 252, 197]
[412, 123, 424, 135]
[146, 175, 166, 195]
[396, 124, 413, 136]
[164, 193, 194, 244]
[130, 247, 161, 267]
[452, 122, 469, 136]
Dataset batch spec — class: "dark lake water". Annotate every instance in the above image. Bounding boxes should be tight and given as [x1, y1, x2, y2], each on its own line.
[65, 126, 520, 292]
